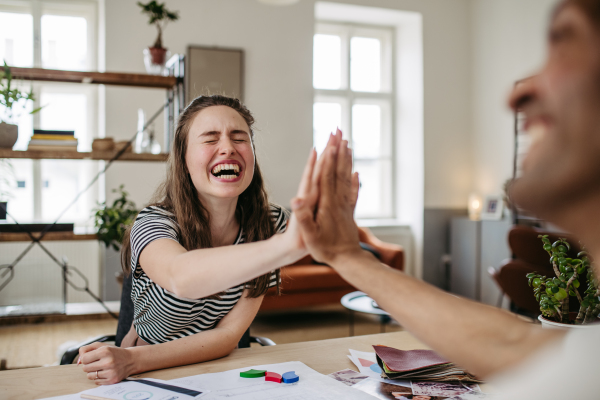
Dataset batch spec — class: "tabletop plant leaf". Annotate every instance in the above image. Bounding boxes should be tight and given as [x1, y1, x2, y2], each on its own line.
[527, 237, 598, 325]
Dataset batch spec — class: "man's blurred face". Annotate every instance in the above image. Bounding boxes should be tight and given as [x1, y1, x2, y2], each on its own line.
[509, 3, 600, 222]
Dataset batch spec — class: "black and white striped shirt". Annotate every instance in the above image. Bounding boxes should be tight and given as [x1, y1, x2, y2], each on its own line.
[129, 203, 289, 344]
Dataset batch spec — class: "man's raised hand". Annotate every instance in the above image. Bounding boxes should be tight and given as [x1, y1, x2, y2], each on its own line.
[291, 131, 361, 265]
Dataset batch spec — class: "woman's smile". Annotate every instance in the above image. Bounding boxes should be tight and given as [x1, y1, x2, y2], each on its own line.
[210, 159, 244, 182]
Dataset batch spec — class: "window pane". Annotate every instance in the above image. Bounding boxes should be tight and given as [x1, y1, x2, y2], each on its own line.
[0, 12, 33, 67]
[4, 159, 34, 222]
[39, 92, 91, 224]
[41, 159, 94, 223]
[352, 104, 381, 159]
[354, 159, 392, 218]
[40, 92, 88, 150]
[351, 37, 381, 92]
[313, 102, 341, 154]
[313, 34, 341, 90]
[41, 15, 87, 70]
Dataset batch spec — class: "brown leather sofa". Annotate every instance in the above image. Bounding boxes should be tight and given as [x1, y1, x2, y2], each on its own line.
[260, 227, 404, 310]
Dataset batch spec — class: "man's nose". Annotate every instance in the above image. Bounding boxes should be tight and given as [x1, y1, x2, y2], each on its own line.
[509, 75, 537, 111]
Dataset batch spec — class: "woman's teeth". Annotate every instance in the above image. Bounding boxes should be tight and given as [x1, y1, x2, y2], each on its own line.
[211, 163, 240, 179]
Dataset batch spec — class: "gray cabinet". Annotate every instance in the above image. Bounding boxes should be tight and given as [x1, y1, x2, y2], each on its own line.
[450, 217, 511, 307]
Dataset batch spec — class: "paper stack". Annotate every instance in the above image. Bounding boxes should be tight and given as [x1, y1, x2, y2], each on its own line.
[373, 345, 482, 383]
[28, 129, 77, 152]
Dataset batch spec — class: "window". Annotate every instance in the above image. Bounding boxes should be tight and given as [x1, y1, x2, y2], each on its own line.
[0, 0, 98, 226]
[313, 23, 394, 219]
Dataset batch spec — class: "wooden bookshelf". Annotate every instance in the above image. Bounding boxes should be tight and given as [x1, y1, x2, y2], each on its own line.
[0, 232, 98, 242]
[0, 149, 168, 162]
[10, 67, 178, 89]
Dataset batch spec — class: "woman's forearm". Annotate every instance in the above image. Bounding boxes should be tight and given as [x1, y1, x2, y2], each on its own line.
[127, 326, 240, 375]
[167, 233, 303, 299]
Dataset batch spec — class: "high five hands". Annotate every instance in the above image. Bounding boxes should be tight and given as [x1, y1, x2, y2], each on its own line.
[291, 128, 363, 265]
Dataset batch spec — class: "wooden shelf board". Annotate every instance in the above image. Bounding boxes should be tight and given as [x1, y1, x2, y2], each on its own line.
[0, 149, 168, 162]
[9, 67, 178, 89]
[0, 232, 98, 242]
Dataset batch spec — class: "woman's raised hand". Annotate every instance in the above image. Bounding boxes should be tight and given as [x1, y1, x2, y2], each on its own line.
[283, 130, 344, 257]
[291, 131, 360, 265]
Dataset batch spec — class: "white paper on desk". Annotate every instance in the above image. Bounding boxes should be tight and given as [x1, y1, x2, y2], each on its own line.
[169, 361, 376, 400]
[348, 349, 411, 388]
[41, 395, 82, 400]
[79, 377, 207, 400]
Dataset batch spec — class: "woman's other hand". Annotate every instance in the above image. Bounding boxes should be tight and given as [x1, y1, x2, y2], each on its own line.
[79, 342, 136, 385]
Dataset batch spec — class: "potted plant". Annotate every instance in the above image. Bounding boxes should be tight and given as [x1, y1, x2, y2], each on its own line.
[93, 185, 138, 251]
[138, 1, 179, 75]
[527, 235, 600, 328]
[0, 158, 15, 220]
[0, 62, 42, 149]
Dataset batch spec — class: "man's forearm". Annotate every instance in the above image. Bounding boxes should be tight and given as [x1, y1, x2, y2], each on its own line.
[331, 250, 564, 377]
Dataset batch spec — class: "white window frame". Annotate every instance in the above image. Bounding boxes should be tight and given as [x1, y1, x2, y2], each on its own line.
[314, 22, 395, 219]
[0, 0, 100, 225]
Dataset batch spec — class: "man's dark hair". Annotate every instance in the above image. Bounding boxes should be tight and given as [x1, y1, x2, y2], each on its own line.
[559, 0, 600, 25]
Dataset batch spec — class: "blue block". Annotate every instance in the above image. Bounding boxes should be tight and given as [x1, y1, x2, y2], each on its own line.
[282, 371, 299, 384]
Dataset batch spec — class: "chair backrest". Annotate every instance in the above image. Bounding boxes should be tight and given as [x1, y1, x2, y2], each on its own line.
[115, 272, 134, 347]
[494, 226, 583, 314]
[116, 271, 252, 348]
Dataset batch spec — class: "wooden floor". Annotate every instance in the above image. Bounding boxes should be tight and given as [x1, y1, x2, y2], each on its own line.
[0, 304, 402, 370]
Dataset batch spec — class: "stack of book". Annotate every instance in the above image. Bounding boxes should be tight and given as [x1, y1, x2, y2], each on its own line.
[27, 129, 78, 152]
[373, 345, 482, 383]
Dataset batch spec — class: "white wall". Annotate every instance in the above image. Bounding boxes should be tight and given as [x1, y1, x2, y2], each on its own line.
[470, 0, 558, 197]
[103, 0, 472, 211]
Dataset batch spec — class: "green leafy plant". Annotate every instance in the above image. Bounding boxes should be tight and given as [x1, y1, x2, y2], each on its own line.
[527, 235, 600, 325]
[137, 1, 179, 49]
[0, 61, 42, 124]
[93, 185, 138, 251]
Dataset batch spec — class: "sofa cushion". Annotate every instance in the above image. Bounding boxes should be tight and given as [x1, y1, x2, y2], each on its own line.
[279, 265, 352, 292]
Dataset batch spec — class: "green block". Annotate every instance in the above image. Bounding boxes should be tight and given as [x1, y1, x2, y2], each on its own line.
[240, 369, 267, 378]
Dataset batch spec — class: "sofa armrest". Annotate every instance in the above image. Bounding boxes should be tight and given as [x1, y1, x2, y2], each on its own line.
[358, 227, 404, 271]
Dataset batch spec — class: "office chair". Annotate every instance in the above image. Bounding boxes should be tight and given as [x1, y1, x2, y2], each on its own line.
[60, 273, 274, 365]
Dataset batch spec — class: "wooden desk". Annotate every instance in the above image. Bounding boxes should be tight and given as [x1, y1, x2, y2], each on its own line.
[0, 331, 426, 400]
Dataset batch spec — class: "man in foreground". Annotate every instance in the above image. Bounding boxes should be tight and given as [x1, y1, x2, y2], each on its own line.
[291, 0, 600, 397]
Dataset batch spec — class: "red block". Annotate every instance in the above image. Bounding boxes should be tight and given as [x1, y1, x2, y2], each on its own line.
[265, 371, 282, 383]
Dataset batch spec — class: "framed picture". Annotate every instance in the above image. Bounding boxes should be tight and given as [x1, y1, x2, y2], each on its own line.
[480, 195, 504, 220]
[186, 45, 244, 103]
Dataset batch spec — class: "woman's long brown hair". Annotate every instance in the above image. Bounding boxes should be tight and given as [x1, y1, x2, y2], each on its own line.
[121, 95, 279, 298]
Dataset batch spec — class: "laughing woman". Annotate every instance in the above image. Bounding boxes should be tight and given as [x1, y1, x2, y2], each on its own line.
[78, 95, 328, 384]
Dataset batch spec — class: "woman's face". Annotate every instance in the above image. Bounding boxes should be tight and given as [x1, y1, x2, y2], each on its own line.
[185, 105, 255, 203]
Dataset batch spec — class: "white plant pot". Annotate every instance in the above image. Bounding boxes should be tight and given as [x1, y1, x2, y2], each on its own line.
[538, 314, 600, 330]
[0, 122, 18, 149]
